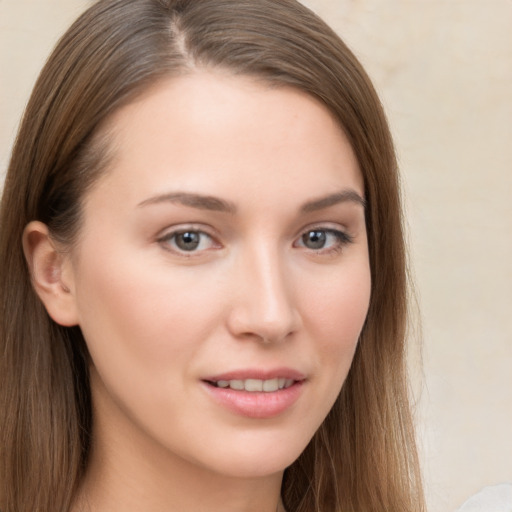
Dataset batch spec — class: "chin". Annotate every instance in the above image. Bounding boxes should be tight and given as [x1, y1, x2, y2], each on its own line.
[190, 427, 315, 479]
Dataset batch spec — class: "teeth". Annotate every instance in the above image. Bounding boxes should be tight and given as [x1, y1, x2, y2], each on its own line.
[214, 378, 296, 392]
[262, 378, 279, 392]
[245, 379, 263, 392]
[229, 380, 245, 390]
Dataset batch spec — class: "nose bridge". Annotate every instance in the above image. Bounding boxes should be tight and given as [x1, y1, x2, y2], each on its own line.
[229, 239, 299, 342]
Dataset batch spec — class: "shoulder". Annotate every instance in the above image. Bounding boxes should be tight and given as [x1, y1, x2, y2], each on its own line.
[456, 483, 512, 512]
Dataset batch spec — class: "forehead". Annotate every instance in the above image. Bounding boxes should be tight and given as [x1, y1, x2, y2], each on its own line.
[86, 71, 363, 209]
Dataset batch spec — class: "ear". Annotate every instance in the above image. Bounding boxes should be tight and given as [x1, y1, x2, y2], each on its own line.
[22, 221, 79, 327]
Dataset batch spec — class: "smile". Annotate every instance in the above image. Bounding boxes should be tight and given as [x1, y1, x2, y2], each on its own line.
[202, 371, 306, 418]
[211, 378, 296, 392]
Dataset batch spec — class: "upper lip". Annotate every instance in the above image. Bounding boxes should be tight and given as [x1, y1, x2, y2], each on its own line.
[202, 367, 306, 383]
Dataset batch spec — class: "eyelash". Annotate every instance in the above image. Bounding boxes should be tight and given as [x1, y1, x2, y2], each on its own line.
[157, 226, 353, 256]
[293, 228, 354, 255]
[157, 227, 219, 255]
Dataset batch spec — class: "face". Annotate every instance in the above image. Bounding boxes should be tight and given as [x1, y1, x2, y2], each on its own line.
[64, 72, 371, 480]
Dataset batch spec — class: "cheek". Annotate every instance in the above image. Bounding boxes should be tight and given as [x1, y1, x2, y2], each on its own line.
[306, 262, 370, 336]
[72, 255, 228, 444]
[72, 249, 223, 380]
[301, 262, 371, 380]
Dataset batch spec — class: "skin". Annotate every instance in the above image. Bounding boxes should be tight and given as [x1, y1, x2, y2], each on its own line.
[25, 71, 371, 512]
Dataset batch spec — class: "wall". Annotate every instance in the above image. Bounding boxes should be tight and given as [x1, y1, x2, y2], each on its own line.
[303, 2, 512, 510]
[1, 1, 511, 510]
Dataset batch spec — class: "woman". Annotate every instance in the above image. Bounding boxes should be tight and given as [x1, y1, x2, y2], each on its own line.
[0, 1, 425, 511]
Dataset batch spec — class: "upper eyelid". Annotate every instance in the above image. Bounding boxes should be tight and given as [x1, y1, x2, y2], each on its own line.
[157, 225, 218, 244]
[295, 221, 352, 238]
[157, 223, 217, 238]
[296, 227, 353, 243]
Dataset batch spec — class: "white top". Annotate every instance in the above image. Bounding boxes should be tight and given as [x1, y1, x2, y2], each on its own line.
[456, 483, 512, 512]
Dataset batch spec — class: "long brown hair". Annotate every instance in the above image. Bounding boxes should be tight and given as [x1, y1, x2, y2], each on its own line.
[0, 1, 425, 511]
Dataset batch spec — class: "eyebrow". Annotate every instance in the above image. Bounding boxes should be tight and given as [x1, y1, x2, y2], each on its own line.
[138, 192, 237, 214]
[300, 189, 366, 212]
[137, 188, 366, 214]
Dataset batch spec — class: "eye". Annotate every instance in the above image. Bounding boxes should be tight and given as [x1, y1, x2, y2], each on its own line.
[158, 229, 218, 253]
[295, 228, 353, 252]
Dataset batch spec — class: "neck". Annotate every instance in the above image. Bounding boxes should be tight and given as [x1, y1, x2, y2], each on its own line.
[74, 454, 284, 512]
[73, 377, 285, 512]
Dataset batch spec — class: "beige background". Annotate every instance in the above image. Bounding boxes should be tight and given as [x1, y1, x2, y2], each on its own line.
[1, 1, 511, 511]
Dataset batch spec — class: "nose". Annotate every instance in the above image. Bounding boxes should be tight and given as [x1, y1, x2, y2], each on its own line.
[226, 245, 301, 344]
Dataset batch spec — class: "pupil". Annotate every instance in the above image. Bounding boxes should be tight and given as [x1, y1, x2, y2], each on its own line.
[176, 231, 200, 251]
[304, 230, 326, 249]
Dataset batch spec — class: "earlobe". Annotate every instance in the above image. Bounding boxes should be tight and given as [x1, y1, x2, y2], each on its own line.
[22, 221, 79, 327]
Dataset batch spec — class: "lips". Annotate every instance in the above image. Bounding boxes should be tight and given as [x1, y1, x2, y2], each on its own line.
[202, 368, 306, 418]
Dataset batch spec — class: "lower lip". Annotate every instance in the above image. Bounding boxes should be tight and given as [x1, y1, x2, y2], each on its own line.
[202, 381, 304, 419]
